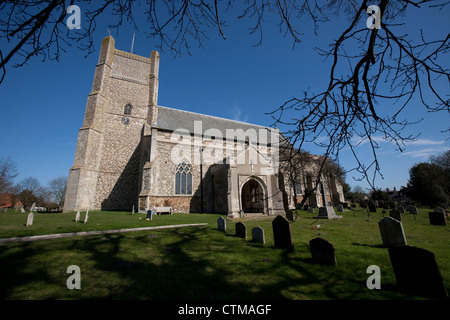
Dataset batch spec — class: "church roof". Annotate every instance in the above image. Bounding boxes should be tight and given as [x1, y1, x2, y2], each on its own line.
[155, 106, 277, 144]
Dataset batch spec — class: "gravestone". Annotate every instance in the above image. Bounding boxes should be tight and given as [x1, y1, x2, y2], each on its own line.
[388, 201, 396, 209]
[388, 245, 448, 299]
[307, 207, 314, 213]
[235, 222, 247, 239]
[218, 216, 226, 232]
[132, 205, 135, 215]
[397, 205, 405, 214]
[309, 237, 337, 266]
[30, 202, 36, 213]
[428, 211, 446, 226]
[368, 203, 377, 213]
[389, 209, 402, 222]
[272, 215, 294, 251]
[146, 209, 153, 220]
[433, 206, 445, 214]
[75, 211, 80, 222]
[251, 226, 265, 245]
[84, 210, 89, 224]
[20, 208, 25, 213]
[378, 216, 407, 247]
[26, 212, 34, 227]
[337, 204, 343, 212]
[286, 211, 294, 221]
[315, 206, 342, 219]
[407, 205, 418, 215]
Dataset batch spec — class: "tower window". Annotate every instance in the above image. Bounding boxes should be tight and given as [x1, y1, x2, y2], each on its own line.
[124, 104, 132, 115]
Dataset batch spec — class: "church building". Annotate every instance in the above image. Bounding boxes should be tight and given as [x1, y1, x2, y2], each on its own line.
[63, 36, 344, 217]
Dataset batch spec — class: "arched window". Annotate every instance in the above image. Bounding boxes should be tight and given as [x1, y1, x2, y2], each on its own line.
[123, 104, 132, 115]
[175, 161, 192, 195]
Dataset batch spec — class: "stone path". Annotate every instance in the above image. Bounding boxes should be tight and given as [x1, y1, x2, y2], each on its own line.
[0, 223, 208, 244]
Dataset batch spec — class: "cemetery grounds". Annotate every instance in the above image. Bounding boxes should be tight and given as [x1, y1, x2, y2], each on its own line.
[0, 206, 448, 300]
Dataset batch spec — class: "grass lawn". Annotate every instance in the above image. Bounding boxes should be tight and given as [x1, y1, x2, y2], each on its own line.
[0, 207, 448, 300]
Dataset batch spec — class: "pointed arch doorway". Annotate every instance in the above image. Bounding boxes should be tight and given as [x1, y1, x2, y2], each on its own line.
[241, 178, 266, 214]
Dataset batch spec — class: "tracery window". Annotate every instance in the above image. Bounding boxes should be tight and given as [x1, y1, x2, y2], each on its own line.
[175, 161, 192, 195]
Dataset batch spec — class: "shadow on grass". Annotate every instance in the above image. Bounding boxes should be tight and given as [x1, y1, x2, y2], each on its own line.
[0, 225, 424, 300]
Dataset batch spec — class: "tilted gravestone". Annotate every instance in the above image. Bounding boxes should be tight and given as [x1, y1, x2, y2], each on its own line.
[84, 210, 89, 224]
[235, 222, 247, 239]
[75, 211, 80, 222]
[251, 226, 265, 245]
[378, 216, 407, 247]
[217, 216, 226, 232]
[428, 211, 446, 226]
[315, 206, 342, 219]
[309, 237, 337, 266]
[272, 215, 294, 251]
[388, 245, 448, 299]
[389, 209, 402, 222]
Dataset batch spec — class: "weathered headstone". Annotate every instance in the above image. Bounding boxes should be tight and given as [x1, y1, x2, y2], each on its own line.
[337, 204, 343, 212]
[26, 212, 34, 227]
[30, 202, 36, 213]
[272, 215, 294, 251]
[378, 216, 407, 247]
[309, 237, 337, 266]
[307, 207, 314, 213]
[75, 210, 80, 222]
[388, 245, 448, 299]
[315, 206, 342, 219]
[132, 205, 135, 215]
[428, 211, 446, 226]
[84, 210, 89, 224]
[251, 226, 265, 245]
[286, 211, 294, 221]
[217, 216, 226, 232]
[235, 222, 247, 239]
[20, 208, 25, 213]
[397, 205, 405, 214]
[389, 209, 402, 222]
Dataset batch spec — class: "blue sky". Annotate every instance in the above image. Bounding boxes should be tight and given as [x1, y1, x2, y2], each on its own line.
[0, 2, 448, 193]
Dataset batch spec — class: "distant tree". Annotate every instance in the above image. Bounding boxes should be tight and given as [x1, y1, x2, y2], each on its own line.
[18, 177, 41, 194]
[0, 156, 18, 193]
[430, 150, 450, 171]
[49, 176, 67, 208]
[408, 162, 449, 206]
[18, 189, 38, 210]
[370, 189, 389, 201]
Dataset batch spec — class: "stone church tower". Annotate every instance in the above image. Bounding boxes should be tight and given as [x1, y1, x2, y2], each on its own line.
[64, 36, 160, 212]
[64, 36, 344, 216]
